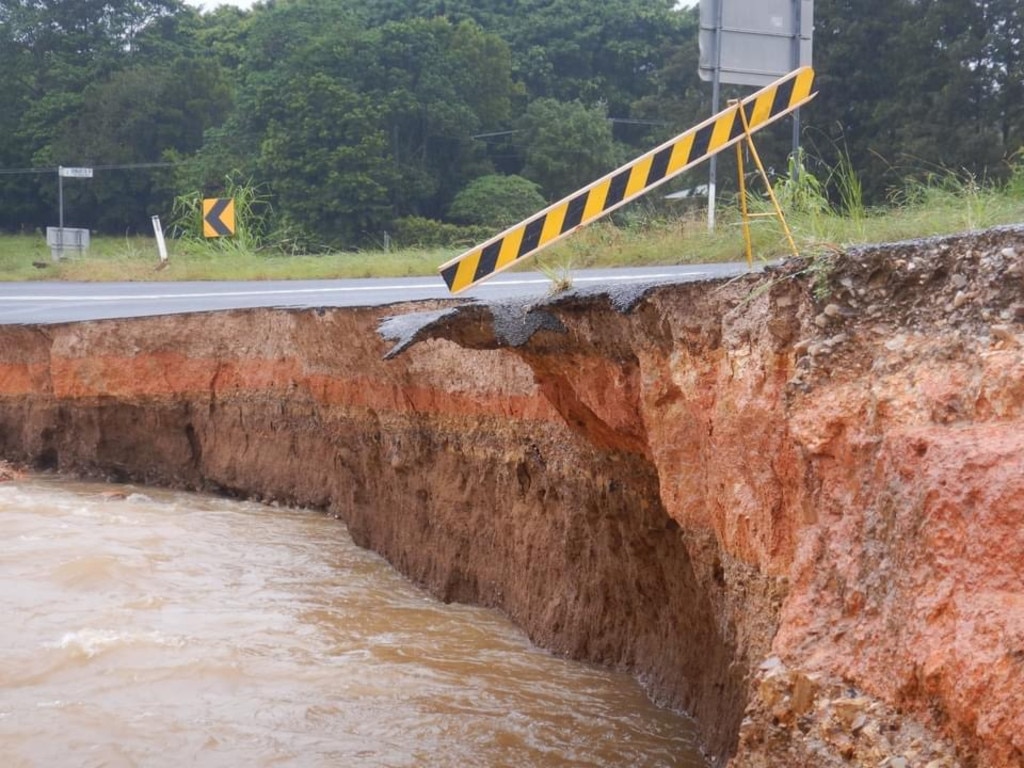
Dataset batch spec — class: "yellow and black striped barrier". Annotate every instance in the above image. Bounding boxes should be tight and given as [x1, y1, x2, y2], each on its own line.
[439, 66, 815, 294]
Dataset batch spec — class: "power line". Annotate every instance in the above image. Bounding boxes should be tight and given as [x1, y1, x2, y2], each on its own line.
[471, 129, 524, 140]
[93, 162, 177, 171]
[0, 167, 56, 175]
[608, 117, 671, 126]
[0, 161, 177, 176]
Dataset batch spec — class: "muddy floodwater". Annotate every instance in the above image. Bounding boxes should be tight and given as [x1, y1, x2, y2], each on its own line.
[0, 477, 707, 767]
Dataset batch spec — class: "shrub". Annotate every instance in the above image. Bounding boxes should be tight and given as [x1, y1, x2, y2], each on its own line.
[448, 174, 547, 228]
[391, 216, 493, 248]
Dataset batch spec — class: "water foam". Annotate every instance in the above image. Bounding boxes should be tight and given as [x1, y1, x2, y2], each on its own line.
[50, 628, 185, 659]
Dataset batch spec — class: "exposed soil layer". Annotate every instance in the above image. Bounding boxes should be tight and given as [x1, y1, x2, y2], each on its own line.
[1, 225, 1022, 766]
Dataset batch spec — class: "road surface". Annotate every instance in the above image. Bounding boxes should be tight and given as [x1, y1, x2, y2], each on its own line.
[0, 263, 760, 325]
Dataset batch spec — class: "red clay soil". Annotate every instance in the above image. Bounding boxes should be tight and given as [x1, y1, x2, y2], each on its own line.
[1, 225, 1021, 767]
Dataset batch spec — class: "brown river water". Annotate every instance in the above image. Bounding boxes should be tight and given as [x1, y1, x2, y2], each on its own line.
[0, 476, 707, 767]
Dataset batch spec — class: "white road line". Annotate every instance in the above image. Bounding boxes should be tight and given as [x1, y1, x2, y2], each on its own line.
[0, 271, 710, 303]
[472, 272, 707, 289]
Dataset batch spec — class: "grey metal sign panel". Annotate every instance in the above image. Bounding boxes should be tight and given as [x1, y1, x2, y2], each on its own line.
[699, 0, 813, 86]
[46, 226, 91, 261]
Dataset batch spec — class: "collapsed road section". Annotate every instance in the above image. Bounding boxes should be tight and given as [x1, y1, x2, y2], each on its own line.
[1, 225, 1022, 766]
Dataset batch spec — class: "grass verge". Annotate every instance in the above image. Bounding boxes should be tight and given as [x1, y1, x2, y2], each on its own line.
[2, 167, 1022, 283]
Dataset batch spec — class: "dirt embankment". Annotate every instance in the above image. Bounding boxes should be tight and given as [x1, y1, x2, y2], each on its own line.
[1, 226, 1022, 766]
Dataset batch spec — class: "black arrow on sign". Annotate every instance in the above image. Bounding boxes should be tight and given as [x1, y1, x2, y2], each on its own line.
[204, 198, 233, 237]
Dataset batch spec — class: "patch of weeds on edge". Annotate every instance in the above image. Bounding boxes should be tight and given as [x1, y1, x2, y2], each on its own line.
[536, 257, 574, 294]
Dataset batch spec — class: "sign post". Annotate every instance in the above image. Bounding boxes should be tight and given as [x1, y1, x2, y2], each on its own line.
[54, 166, 94, 261]
[708, 0, 725, 230]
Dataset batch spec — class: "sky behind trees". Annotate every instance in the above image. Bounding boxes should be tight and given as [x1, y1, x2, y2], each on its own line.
[190, 0, 256, 10]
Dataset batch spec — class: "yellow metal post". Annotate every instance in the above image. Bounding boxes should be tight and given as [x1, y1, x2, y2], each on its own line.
[730, 99, 800, 261]
[735, 140, 753, 268]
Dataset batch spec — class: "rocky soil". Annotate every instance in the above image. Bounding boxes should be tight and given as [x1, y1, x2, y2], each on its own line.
[0, 225, 1021, 767]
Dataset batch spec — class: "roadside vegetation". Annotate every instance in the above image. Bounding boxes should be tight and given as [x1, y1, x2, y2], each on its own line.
[1, 154, 1021, 282]
[1, 0, 1021, 268]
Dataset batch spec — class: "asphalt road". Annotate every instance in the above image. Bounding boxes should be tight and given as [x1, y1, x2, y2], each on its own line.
[0, 263, 758, 325]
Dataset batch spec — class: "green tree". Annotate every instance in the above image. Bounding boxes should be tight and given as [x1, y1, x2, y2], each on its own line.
[0, 0, 230, 233]
[192, 4, 254, 72]
[47, 60, 231, 231]
[807, 0, 912, 199]
[503, 0, 685, 118]
[891, 0, 999, 176]
[198, 1, 516, 242]
[977, 0, 1024, 156]
[256, 74, 397, 244]
[517, 98, 620, 199]
[342, 0, 689, 119]
[0, 3, 41, 229]
[808, 0, 1019, 202]
[448, 174, 547, 227]
[372, 17, 510, 218]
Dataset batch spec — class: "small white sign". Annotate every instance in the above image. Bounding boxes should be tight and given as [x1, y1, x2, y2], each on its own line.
[59, 166, 93, 178]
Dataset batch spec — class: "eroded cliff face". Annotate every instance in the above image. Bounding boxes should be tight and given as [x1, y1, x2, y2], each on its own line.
[1, 226, 1022, 767]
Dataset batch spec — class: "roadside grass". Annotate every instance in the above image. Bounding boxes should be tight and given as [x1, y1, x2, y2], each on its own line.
[0, 235, 459, 282]
[2, 165, 1022, 283]
[538, 167, 1024, 271]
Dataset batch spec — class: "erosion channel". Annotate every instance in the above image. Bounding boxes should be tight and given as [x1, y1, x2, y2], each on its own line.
[2, 226, 1023, 767]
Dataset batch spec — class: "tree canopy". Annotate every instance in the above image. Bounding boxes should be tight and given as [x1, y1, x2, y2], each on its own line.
[0, 0, 1020, 245]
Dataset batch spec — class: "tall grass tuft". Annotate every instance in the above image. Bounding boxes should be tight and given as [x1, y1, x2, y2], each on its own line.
[831, 146, 865, 221]
[1005, 149, 1024, 200]
[773, 149, 830, 216]
[534, 255, 575, 293]
[172, 174, 272, 255]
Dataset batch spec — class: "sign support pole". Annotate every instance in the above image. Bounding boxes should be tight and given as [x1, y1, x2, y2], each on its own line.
[791, 0, 803, 180]
[708, 0, 723, 231]
[57, 167, 65, 261]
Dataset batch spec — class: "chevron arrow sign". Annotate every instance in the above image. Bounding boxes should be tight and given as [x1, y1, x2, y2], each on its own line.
[202, 198, 236, 238]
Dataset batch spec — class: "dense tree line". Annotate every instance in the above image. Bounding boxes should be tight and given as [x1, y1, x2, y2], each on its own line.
[0, 0, 1020, 246]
